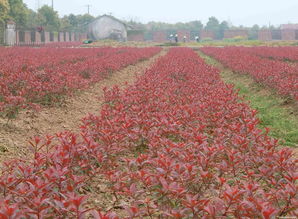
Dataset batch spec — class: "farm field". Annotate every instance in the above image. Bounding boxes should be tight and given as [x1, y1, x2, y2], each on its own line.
[244, 46, 298, 62]
[0, 47, 164, 162]
[0, 46, 161, 119]
[198, 50, 298, 148]
[0, 46, 297, 218]
[200, 47, 298, 101]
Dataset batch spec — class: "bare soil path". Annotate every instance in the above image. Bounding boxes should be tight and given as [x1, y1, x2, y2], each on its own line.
[0, 49, 167, 162]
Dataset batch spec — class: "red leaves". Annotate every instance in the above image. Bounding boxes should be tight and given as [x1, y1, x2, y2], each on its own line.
[0, 48, 297, 218]
[0, 47, 161, 118]
[261, 205, 278, 219]
[201, 46, 298, 101]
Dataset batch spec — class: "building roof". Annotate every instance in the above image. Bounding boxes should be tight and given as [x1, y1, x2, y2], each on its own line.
[94, 15, 127, 27]
[281, 24, 298, 30]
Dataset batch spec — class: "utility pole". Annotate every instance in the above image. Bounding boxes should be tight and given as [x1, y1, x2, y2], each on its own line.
[86, 5, 91, 14]
[36, 0, 40, 10]
[51, 0, 54, 9]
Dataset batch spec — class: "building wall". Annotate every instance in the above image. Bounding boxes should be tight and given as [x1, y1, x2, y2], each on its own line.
[281, 29, 296, 41]
[200, 30, 214, 39]
[44, 32, 50, 43]
[71, 32, 75, 41]
[89, 16, 127, 41]
[128, 33, 144, 41]
[35, 32, 41, 43]
[59, 32, 64, 42]
[281, 24, 298, 30]
[24, 31, 31, 44]
[224, 30, 248, 39]
[79, 33, 87, 41]
[53, 33, 58, 42]
[153, 31, 166, 42]
[65, 32, 70, 42]
[4, 23, 16, 45]
[271, 30, 282, 40]
[258, 30, 272, 41]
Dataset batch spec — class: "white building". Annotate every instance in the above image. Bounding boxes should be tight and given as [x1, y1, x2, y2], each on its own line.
[88, 15, 127, 41]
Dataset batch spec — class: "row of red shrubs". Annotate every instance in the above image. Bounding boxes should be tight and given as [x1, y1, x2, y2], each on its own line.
[0, 48, 296, 218]
[0, 47, 161, 118]
[200, 47, 298, 101]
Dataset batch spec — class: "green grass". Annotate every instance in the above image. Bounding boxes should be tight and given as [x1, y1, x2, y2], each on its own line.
[186, 40, 298, 47]
[199, 51, 298, 147]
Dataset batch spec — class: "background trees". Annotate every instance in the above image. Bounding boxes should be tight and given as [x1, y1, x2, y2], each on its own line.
[8, 0, 28, 27]
[1, 0, 276, 40]
[37, 5, 60, 31]
[0, 0, 10, 23]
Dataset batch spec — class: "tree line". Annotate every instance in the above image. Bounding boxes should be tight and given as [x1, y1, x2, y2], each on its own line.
[0, 0, 279, 39]
[127, 17, 279, 40]
[0, 0, 94, 32]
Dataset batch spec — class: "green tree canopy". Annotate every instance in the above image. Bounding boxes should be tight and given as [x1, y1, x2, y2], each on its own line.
[205, 16, 220, 31]
[146, 20, 204, 31]
[218, 21, 229, 39]
[75, 14, 94, 32]
[8, 0, 28, 27]
[0, 0, 10, 22]
[248, 24, 260, 40]
[205, 17, 230, 39]
[25, 8, 38, 29]
[38, 5, 60, 31]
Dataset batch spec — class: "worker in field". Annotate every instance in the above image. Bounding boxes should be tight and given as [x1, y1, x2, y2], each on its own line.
[183, 35, 187, 43]
[170, 34, 174, 42]
[195, 36, 200, 42]
[175, 34, 178, 43]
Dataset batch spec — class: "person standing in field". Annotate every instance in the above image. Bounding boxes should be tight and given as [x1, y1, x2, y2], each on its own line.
[183, 35, 187, 43]
[175, 34, 178, 43]
[195, 36, 200, 42]
[170, 34, 173, 42]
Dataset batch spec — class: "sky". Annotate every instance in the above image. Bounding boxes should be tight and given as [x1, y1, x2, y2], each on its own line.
[23, 0, 298, 27]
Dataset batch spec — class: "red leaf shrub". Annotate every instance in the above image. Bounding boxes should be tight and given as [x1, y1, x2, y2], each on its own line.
[0, 48, 297, 218]
[245, 46, 298, 62]
[0, 47, 161, 117]
[200, 47, 298, 101]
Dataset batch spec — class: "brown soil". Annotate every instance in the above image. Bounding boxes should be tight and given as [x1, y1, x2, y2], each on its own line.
[0, 49, 168, 162]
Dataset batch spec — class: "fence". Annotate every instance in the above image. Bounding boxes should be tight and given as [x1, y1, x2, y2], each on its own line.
[3, 24, 88, 46]
[12, 30, 87, 46]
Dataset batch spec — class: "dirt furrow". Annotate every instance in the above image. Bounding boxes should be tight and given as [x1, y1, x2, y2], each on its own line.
[0, 49, 167, 162]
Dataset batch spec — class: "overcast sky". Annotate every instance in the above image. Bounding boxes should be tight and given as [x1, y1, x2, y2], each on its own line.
[23, 0, 298, 27]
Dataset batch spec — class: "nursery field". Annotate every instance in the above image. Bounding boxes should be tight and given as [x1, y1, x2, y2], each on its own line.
[0, 46, 297, 218]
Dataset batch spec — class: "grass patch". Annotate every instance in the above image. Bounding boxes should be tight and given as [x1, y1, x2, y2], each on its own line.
[157, 42, 181, 47]
[186, 40, 298, 47]
[198, 51, 298, 147]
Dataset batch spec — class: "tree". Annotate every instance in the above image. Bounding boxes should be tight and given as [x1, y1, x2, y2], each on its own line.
[60, 15, 72, 31]
[218, 21, 229, 39]
[205, 16, 219, 31]
[25, 8, 38, 29]
[187, 20, 203, 31]
[76, 14, 94, 32]
[248, 24, 259, 40]
[38, 5, 60, 31]
[8, 0, 28, 27]
[205, 16, 221, 39]
[0, 0, 10, 22]
[68, 14, 78, 27]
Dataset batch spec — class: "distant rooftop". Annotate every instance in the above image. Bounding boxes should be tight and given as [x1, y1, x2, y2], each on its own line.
[281, 24, 298, 30]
